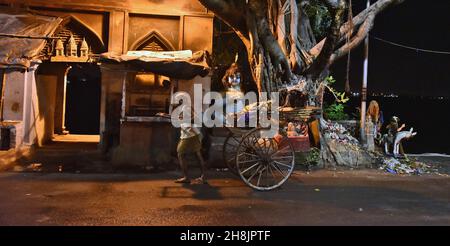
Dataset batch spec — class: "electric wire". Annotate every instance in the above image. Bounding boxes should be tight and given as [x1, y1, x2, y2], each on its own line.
[370, 35, 450, 55]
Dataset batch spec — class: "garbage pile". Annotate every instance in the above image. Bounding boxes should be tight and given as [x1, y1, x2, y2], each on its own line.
[321, 119, 359, 145]
[381, 158, 437, 175]
[319, 119, 376, 168]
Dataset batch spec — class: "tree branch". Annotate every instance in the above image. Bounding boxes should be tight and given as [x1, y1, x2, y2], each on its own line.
[328, 13, 375, 65]
[276, 0, 289, 56]
[248, 0, 293, 82]
[289, 0, 302, 73]
[297, 4, 316, 51]
[307, 0, 346, 77]
[309, 0, 405, 62]
[198, 0, 249, 40]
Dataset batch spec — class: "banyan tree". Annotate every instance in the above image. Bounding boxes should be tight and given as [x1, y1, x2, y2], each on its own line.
[200, 0, 404, 94]
[199, 0, 406, 166]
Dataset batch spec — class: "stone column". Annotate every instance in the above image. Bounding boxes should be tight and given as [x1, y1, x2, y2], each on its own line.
[22, 64, 39, 145]
[54, 64, 71, 134]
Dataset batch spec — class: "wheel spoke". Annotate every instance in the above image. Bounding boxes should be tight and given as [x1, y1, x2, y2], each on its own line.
[232, 136, 241, 144]
[243, 138, 255, 151]
[239, 159, 261, 164]
[247, 165, 262, 182]
[250, 134, 264, 154]
[271, 155, 294, 160]
[235, 128, 295, 191]
[263, 138, 270, 156]
[264, 164, 271, 187]
[238, 152, 260, 158]
[273, 160, 293, 169]
[256, 167, 264, 187]
[251, 137, 261, 154]
[241, 162, 260, 175]
[271, 162, 287, 178]
[271, 146, 292, 157]
[268, 164, 277, 181]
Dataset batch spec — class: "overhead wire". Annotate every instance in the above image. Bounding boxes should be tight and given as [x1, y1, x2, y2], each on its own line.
[370, 35, 450, 55]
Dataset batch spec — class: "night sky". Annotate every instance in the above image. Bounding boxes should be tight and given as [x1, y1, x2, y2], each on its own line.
[331, 0, 450, 97]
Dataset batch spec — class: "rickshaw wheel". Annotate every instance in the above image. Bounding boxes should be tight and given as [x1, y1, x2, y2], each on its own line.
[236, 128, 295, 191]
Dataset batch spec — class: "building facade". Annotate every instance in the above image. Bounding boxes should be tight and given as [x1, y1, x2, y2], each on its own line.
[0, 0, 214, 166]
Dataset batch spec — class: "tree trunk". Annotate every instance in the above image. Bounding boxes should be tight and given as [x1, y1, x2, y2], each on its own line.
[198, 0, 405, 167]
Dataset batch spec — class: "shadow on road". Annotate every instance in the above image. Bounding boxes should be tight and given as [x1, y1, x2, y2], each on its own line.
[161, 183, 223, 200]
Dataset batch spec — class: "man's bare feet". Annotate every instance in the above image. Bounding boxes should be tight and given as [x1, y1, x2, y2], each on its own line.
[175, 177, 191, 184]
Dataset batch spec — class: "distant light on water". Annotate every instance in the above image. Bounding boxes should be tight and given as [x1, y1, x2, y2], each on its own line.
[383, 94, 399, 98]
[349, 93, 448, 100]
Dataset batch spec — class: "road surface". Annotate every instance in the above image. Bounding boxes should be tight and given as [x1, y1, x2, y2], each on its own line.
[0, 169, 448, 226]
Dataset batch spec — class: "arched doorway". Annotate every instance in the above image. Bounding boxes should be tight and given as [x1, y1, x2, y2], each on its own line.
[65, 63, 101, 135]
[44, 16, 105, 140]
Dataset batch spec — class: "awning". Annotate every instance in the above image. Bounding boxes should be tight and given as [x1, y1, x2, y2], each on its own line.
[100, 50, 211, 80]
[0, 8, 63, 69]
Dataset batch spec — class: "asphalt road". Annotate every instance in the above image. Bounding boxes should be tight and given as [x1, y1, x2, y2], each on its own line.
[0, 169, 448, 226]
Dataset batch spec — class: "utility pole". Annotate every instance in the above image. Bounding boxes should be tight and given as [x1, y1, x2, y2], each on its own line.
[360, 0, 370, 145]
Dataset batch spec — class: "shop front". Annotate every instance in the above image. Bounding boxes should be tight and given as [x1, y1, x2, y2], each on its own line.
[100, 50, 211, 167]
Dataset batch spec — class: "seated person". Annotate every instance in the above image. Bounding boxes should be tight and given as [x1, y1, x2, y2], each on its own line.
[215, 63, 245, 124]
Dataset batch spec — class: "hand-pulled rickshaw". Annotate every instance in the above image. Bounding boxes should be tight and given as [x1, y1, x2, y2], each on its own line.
[221, 101, 321, 191]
